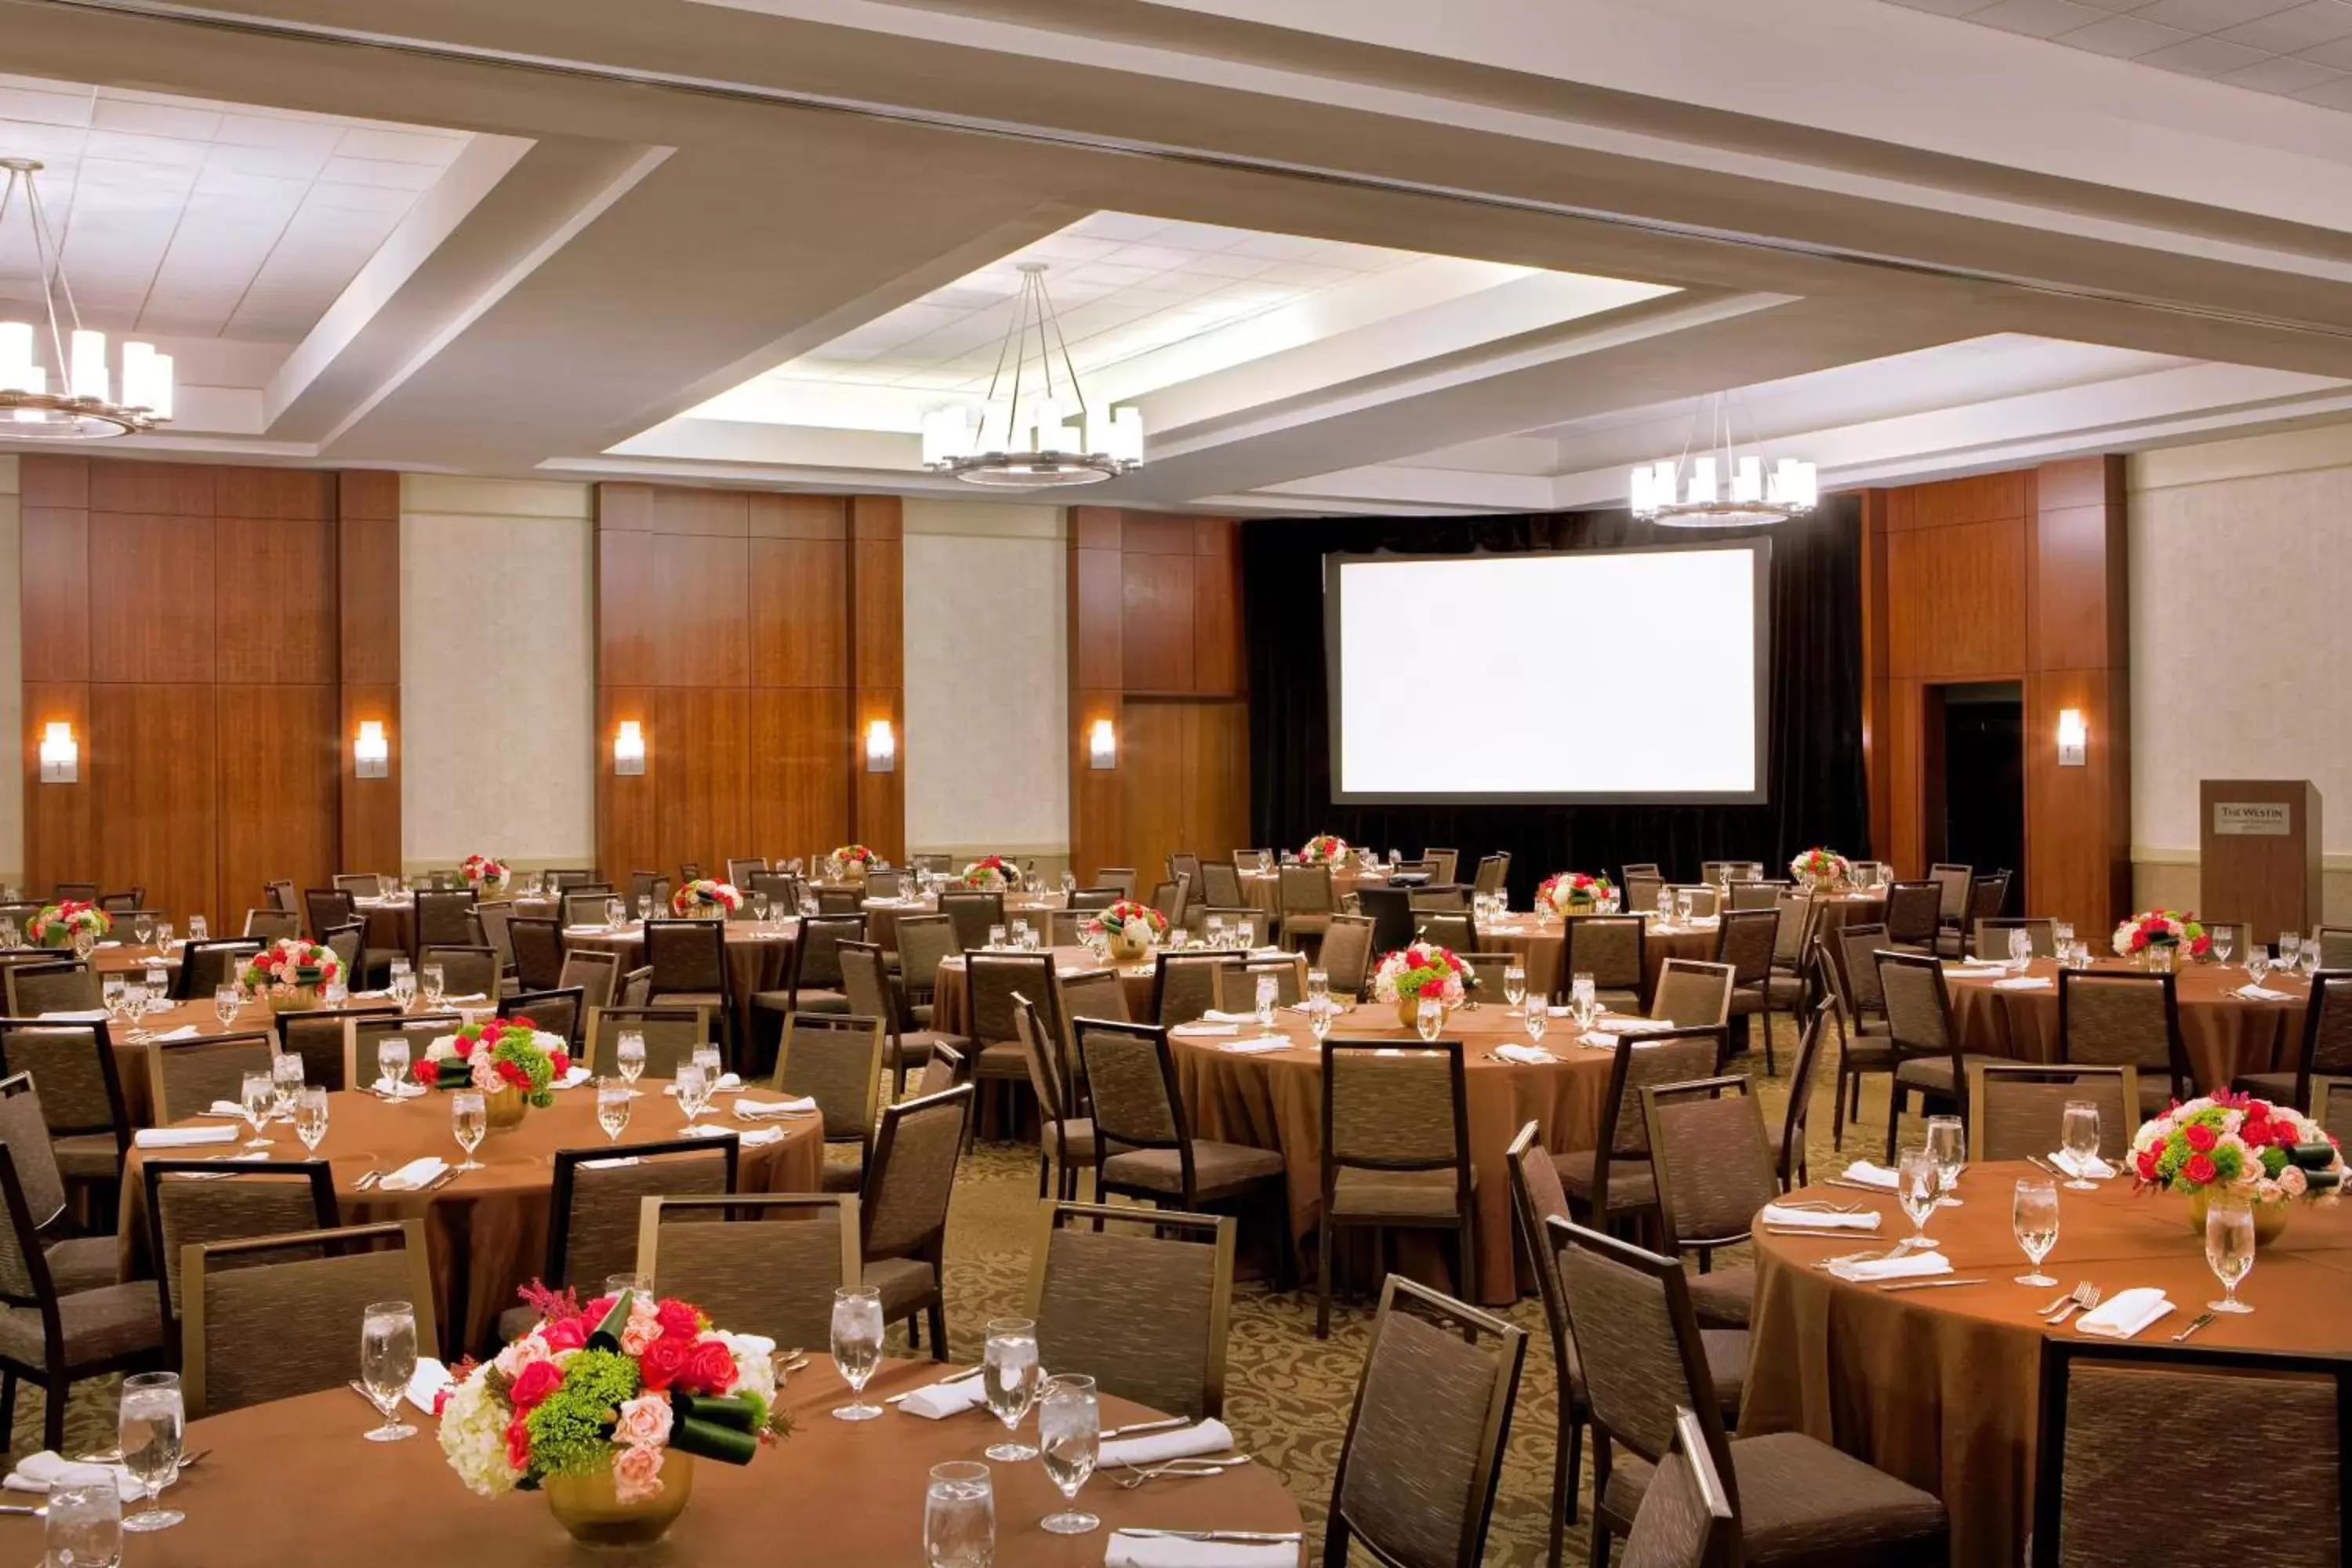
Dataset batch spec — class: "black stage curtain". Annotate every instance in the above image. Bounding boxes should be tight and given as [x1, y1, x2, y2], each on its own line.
[1240, 497, 1867, 906]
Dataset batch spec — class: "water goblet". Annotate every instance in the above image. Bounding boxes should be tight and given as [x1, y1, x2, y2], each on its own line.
[1675, 888, 1693, 924]
[212, 984, 240, 1030]
[1525, 992, 1550, 1045]
[924, 1461, 996, 1568]
[294, 1087, 330, 1154]
[2012, 1177, 2060, 1287]
[2008, 927, 2034, 971]
[101, 975, 127, 1022]
[452, 1091, 487, 1171]
[982, 1316, 1040, 1461]
[987, 924, 1007, 952]
[359, 1301, 419, 1442]
[143, 967, 171, 1014]
[1655, 887, 1674, 923]
[187, 916, 208, 944]
[829, 1286, 884, 1419]
[2211, 926, 2235, 967]
[154, 923, 174, 949]
[597, 1080, 632, 1142]
[44, 1472, 121, 1566]
[1503, 963, 1526, 1015]
[675, 1062, 710, 1127]
[1036, 1374, 1101, 1535]
[1926, 1114, 1965, 1206]
[270, 1051, 305, 1120]
[2278, 931, 2299, 967]
[389, 968, 417, 1012]
[117, 1371, 184, 1532]
[1415, 996, 1443, 1043]
[239, 1069, 275, 1150]
[1203, 916, 1225, 949]
[2205, 1198, 2257, 1313]
[130, 913, 154, 947]
[1308, 997, 1334, 1043]
[121, 977, 149, 1022]
[1306, 968, 1329, 1007]
[419, 963, 446, 1009]
[1010, 918, 1030, 949]
[377, 1036, 411, 1097]
[1896, 1148, 1940, 1251]
[2060, 1100, 2103, 1190]
[1254, 973, 1278, 1028]
[604, 897, 627, 928]
[617, 1030, 647, 1091]
[2302, 938, 2323, 977]
[751, 891, 771, 927]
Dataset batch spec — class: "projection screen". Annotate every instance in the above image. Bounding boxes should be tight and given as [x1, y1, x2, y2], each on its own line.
[1325, 539, 1770, 804]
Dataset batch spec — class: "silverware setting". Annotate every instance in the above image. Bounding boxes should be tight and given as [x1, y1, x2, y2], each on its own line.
[1776, 1200, 1865, 1214]
[2046, 1283, 2101, 1326]
[1822, 1178, 1893, 1194]
[425, 1167, 461, 1190]
[353, 1168, 386, 1191]
[2171, 1311, 2218, 1342]
[1813, 1247, 1899, 1271]
[1766, 1227, 1885, 1240]
[884, 1370, 983, 1406]
[0, 1504, 46, 1518]
[1099, 1414, 1194, 1442]
[1114, 1454, 1254, 1488]
[1112, 1528, 1301, 1544]
[1878, 1277, 1989, 1292]
[2025, 1154, 2063, 1178]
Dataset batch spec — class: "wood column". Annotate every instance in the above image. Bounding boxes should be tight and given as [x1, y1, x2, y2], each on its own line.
[337, 471, 402, 876]
[848, 495, 906, 863]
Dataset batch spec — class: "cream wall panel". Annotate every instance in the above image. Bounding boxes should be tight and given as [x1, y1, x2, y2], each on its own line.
[401, 476, 595, 866]
[0, 456, 19, 890]
[902, 500, 1067, 856]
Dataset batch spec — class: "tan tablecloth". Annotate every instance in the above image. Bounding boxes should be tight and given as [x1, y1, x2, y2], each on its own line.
[354, 897, 416, 957]
[96, 994, 405, 1128]
[929, 946, 1158, 1036]
[140, 1361, 1303, 1565]
[558, 924, 795, 1041]
[119, 1080, 823, 1356]
[1474, 916, 1718, 1000]
[862, 893, 1062, 953]
[1943, 956, 2307, 1092]
[1742, 1160, 2352, 1568]
[1239, 866, 1392, 916]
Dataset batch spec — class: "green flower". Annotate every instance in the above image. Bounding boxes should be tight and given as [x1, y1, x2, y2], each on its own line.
[523, 1348, 641, 1479]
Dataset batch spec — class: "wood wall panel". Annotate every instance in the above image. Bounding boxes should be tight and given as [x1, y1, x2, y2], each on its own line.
[750, 689, 849, 870]
[1120, 553, 1195, 694]
[220, 682, 337, 921]
[89, 513, 217, 684]
[849, 499, 906, 863]
[19, 507, 89, 683]
[747, 539, 848, 688]
[337, 473, 404, 877]
[1882, 517, 2027, 680]
[91, 684, 216, 922]
[216, 517, 336, 684]
[1192, 519, 1241, 698]
[1119, 702, 1189, 885]
[653, 687, 750, 878]
[646, 535, 750, 690]
[597, 685, 659, 880]
[1858, 492, 1893, 863]
[23, 681, 94, 892]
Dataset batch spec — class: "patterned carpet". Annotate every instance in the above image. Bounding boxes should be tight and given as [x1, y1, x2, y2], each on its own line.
[11, 1014, 1932, 1565]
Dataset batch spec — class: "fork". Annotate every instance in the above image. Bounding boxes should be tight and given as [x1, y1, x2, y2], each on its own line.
[1114, 1455, 1254, 1489]
[1812, 1246, 1898, 1271]
[2048, 1283, 2101, 1326]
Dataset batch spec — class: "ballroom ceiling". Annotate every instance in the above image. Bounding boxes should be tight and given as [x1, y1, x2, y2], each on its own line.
[1, 0, 2350, 511]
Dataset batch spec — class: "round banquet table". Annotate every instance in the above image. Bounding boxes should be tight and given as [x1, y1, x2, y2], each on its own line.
[928, 946, 1160, 1036]
[352, 895, 417, 958]
[137, 1359, 1304, 1565]
[862, 891, 1062, 953]
[89, 993, 402, 1128]
[1740, 1160, 2352, 1568]
[85, 940, 185, 977]
[1942, 956, 2310, 1091]
[557, 920, 796, 1041]
[1474, 914, 1720, 1000]
[1238, 866, 1394, 915]
[1170, 1002, 1620, 1305]
[117, 1079, 824, 1356]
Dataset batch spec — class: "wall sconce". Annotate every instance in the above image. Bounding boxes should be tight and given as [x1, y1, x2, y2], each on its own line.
[354, 720, 390, 779]
[2056, 708, 2088, 768]
[1088, 717, 1117, 770]
[37, 721, 77, 784]
[613, 720, 646, 776]
[865, 718, 897, 774]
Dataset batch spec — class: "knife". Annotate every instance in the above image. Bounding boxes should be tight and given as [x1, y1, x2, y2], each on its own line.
[1112, 1529, 1304, 1544]
[1877, 1277, 1990, 1291]
[2170, 1311, 2218, 1341]
[1099, 1414, 1193, 1441]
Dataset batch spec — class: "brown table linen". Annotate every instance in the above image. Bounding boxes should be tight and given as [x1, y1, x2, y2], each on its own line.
[354, 896, 418, 958]
[557, 922, 794, 1042]
[118, 1080, 822, 1355]
[1741, 1159, 2352, 1568]
[93, 995, 404, 1128]
[862, 893, 1062, 954]
[139, 1359, 1303, 1565]
[1942, 956, 2307, 1091]
[930, 947, 1158, 1036]
[1237, 867, 1394, 916]
[1474, 916, 1718, 1000]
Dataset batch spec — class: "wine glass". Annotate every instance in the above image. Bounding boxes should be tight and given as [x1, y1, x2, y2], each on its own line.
[675, 1062, 710, 1127]
[121, 977, 148, 1024]
[1675, 888, 1694, 924]
[270, 1051, 305, 1121]
[2248, 952, 2272, 990]
[2205, 1199, 2256, 1312]
[1926, 1114, 1965, 1207]
[1655, 887, 1674, 923]
[987, 924, 1007, 952]
[43, 1472, 120, 1567]
[451, 1090, 486, 1171]
[2278, 931, 2299, 967]
[2302, 937, 2323, 977]
[2060, 1101, 2103, 1190]
[1254, 974, 1278, 1028]
[2012, 1177, 2059, 1287]
[131, 912, 154, 947]
[604, 897, 626, 929]
[294, 1087, 329, 1154]
[750, 891, 771, 927]
[101, 975, 127, 1022]
[691, 1044, 724, 1087]
[982, 1316, 1040, 1461]
[1010, 918, 1030, 950]
[1503, 963, 1526, 1016]
[617, 1030, 646, 1092]
[829, 1286, 884, 1420]
[2211, 926, 2234, 967]
[1526, 992, 1550, 1046]
[1896, 1148, 1940, 1251]
[359, 1301, 419, 1442]
[154, 922, 174, 949]
[1415, 996, 1443, 1043]
[1308, 997, 1334, 1043]
[637, 895, 655, 923]
[212, 985, 239, 1030]
[2007, 927, 2034, 971]
[924, 1461, 995, 1568]
[1306, 968, 1328, 1008]
[239, 1069, 275, 1150]
[117, 1370, 184, 1531]
[2053, 920, 2074, 955]
[1036, 1374, 1101, 1535]
[419, 963, 446, 1009]
[187, 915, 208, 944]
[597, 1080, 632, 1142]
[388, 967, 417, 1011]
[143, 967, 171, 1014]
[377, 1036, 411, 1097]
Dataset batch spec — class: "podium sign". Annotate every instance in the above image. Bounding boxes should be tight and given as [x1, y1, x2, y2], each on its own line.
[2200, 780, 2321, 938]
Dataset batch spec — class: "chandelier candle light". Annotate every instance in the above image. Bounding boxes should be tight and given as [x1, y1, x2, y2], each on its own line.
[1630, 390, 1815, 528]
[920, 263, 1142, 488]
[0, 160, 174, 437]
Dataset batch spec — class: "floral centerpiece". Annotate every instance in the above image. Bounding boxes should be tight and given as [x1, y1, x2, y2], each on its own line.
[1537, 872, 1614, 918]
[440, 1283, 788, 1545]
[27, 900, 109, 952]
[459, 854, 510, 893]
[670, 880, 743, 920]
[1298, 834, 1350, 867]
[1370, 942, 1475, 1030]
[2112, 909, 2210, 967]
[2130, 1090, 2343, 1244]
[960, 855, 1016, 891]
[415, 1015, 568, 1130]
[238, 938, 343, 1012]
[1087, 900, 1168, 961]
[826, 844, 878, 880]
[1788, 848, 1853, 891]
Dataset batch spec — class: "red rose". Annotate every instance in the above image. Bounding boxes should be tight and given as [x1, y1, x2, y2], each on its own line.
[2184, 1152, 2217, 1185]
[688, 1339, 738, 1395]
[414, 1058, 439, 1086]
[508, 1359, 564, 1410]
[431, 1387, 452, 1417]
[510, 1016, 536, 1031]
[550, 1051, 571, 1077]
[582, 1294, 619, 1322]
[2136, 1149, 2160, 1181]
[454, 1036, 474, 1058]
[2183, 1123, 2217, 1152]
[505, 1416, 532, 1469]
[639, 1332, 691, 1392]
[541, 1316, 586, 1353]
[496, 1059, 528, 1088]
[655, 1298, 701, 1339]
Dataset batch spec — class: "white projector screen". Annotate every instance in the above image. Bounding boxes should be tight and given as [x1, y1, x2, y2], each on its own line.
[1326, 541, 1769, 804]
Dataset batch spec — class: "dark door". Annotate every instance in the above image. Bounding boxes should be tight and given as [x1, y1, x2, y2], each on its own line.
[1940, 684, 2024, 914]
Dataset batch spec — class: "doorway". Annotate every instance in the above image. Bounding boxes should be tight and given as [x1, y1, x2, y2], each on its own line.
[1926, 681, 2024, 914]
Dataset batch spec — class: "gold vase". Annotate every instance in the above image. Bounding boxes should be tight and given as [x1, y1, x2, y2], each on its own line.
[273, 982, 323, 1013]
[544, 1450, 695, 1547]
[1108, 931, 1151, 963]
[2186, 1187, 2292, 1246]
[485, 1083, 528, 1131]
[1394, 996, 1453, 1032]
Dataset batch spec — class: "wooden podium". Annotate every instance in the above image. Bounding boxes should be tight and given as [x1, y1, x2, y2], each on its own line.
[2199, 780, 2322, 939]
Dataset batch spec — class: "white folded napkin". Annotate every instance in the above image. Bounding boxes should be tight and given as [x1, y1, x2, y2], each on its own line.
[375, 1080, 428, 1100]
[735, 1096, 817, 1120]
[1761, 1203, 1882, 1231]
[1200, 1009, 1258, 1023]
[203, 1099, 251, 1119]
[1220, 1037, 1290, 1055]
[36, 1008, 108, 1022]
[134, 1124, 238, 1149]
[1102, 1419, 1236, 1468]
[147, 1025, 201, 1042]
[895, 1371, 986, 1419]
[1827, 1249, 1951, 1283]
[678, 1123, 739, 1140]
[664, 1073, 742, 1095]
[1492, 1044, 1559, 1065]
[562, 925, 610, 937]
[1944, 967, 2005, 980]
[2078, 1287, 2175, 1339]
[1106, 1536, 1296, 1568]
[550, 1065, 591, 1090]
[378, 1156, 447, 1192]
[2238, 985, 2296, 1001]
[350, 989, 391, 1000]
[736, 1127, 784, 1146]
[441, 993, 488, 1005]
[1172, 1022, 1240, 1037]
[1840, 1160, 1900, 1190]
[4, 1453, 135, 1499]
[407, 1357, 452, 1414]
[1993, 976, 2053, 991]
[2050, 1149, 2114, 1180]
[582, 1156, 641, 1169]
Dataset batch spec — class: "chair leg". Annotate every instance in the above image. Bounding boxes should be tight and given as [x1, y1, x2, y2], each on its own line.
[1831, 1061, 1849, 1149]
[42, 1373, 64, 1456]
[0, 1367, 16, 1448]
[1547, 1416, 1571, 1567]
[1762, 997, 1779, 1076]
[926, 1299, 949, 1363]
[1884, 1082, 1903, 1166]
[1456, 1213, 1476, 1305]
[1315, 1214, 1334, 1339]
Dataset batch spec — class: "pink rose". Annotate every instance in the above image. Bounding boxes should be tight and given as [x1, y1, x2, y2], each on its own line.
[493, 1332, 551, 1380]
[612, 1443, 665, 1505]
[508, 1359, 564, 1411]
[612, 1393, 673, 1448]
[619, 1311, 659, 1358]
[540, 1316, 586, 1354]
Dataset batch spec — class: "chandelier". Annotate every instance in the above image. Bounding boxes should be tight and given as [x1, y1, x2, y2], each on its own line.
[1629, 390, 1814, 528]
[920, 262, 1141, 488]
[0, 158, 174, 439]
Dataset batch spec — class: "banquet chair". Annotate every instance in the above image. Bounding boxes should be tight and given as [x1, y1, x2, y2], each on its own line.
[2031, 1338, 2350, 1568]
[966, 952, 1058, 1133]
[1079, 1019, 1289, 1279]
[2310, 1078, 2352, 1144]
[1770, 1000, 1832, 1189]
[1728, 880, 1785, 912]
[1697, 862, 1754, 887]
[2318, 927, 2352, 970]
[1827, 923, 1897, 1148]
[1666, 886, 1719, 920]
[2056, 970, 2190, 1114]
[1356, 884, 1416, 953]
[546, 869, 599, 892]
[265, 879, 299, 914]
[2238, 969, 2352, 1111]
[1473, 853, 1512, 897]
[775, 1012, 886, 1193]
[1953, 872, 2012, 956]
[1719, 907, 1800, 1075]
[241, 908, 299, 942]
[750, 917, 862, 1074]
[895, 915, 960, 1024]
[858, 1085, 973, 1359]
[1640, 1076, 1777, 1330]
[321, 920, 364, 987]
[1651, 960, 1734, 1029]
[1069, 887, 1120, 913]
[1555, 1024, 1723, 1232]
[724, 857, 768, 887]
[936, 891, 1004, 952]
[866, 869, 903, 901]
[495, 1138, 741, 1343]
[1551, 1215, 1948, 1568]
[678, 862, 703, 885]
[1093, 867, 1138, 900]
[143, 1033, 275, 1124]
[0, 1017, 129, 1207]
[1623, 873, 1666, 916]
[1562, 916, 1647, 1014]
[1152, 951, 1239, 1028]
[1046, 908, 1089, 946]
[1877, 950, 2002, 1163]
[1974, 916, 2056, 960]
[1416, 912, 1475, 954]
[141, 1155, 336, 1338]
[1149, 875, 1192, 935]
[341, 1013, 462, 1092]
[626, 869, 663, 909]
[1965, 1063, 2138, 1164]
[1219, 953, 1308, 1011]
[1198, 859, 1245, 909]
[644, 920, 736, 1060]
[1410, 884, 1472, 913]
[1323, 1276, 1526, 1568]
[305, 888, 401, 982]
[1276, 864, 1335, 951]
[841, 942, 965, 1098]
[508, 916, 567, 993]
[1026, 1201, 1232, 1421]
[564, 890, 619, 928]
[1508, 1123, 1597, 1552]
[1457, 952, 1515, 1003]
[1169, 854, 1204, 924]
[1928, 859, 1973, 931]
[499, 988, 583, 1051]
[473, 901, 519, 994]
[1051, 965, 1129, 1083]
[619, 965, 655, 1007]
[1317, 914, 1377, 1000]
[636, 1192, 859, 1353]
[1624, 1407, 1740, 1568]
[1881, 880, 1944, 953]
[815, 887, 865, 916]
[332, 873, 383, 898]
[1205, 906, 1272, 948]
[1316, 1037, 1474, 1338]
[1769, 890, 1813, 978]
[913, 1043, 965, 1098]
[1012, 995, 1094, 1200]
[0, 1074, 120, 1297]
[557, 947, 622, 1014]
[413, 888, 480, 958]
[749, 872, 800, 917]
[421, 944, 500, 1003]
[1421, 848, 1460, 884]
[584, 1006, 712, 1079]
[183, 1220, 430, 1417]
[4, 961, 100, 1015]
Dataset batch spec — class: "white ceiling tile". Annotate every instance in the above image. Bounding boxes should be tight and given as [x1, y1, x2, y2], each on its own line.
[2218, 51, 2347, 84]
[1879, 0, 2003, 15]
[2294, 29, 2352, 60]
[1062, 262, 1163, 289]
[330, 127, 466, 165]
[1183, 251, 1279, 279]
[300, 181, 419, 216]
[0, 85, 94, 128]
[78, 129, 207, 169]
[2136, 32, 2278, 68]
[1067, 212, 1167, 241]
[203, 142, 335, 180]
[1256, 260, 1354, 287]
[1097, 242, 1210, 272]
[2218, 0, 2352, 46]
[2056, 14, 2197, 52]
[2288, 58, 2352, 92]
[210, 113, 343, 154]
[1221, 232, 1328, 260]
[317, 155, 442, 191]
[90, 98, 220, 140]
[2131, 0, 2304, 27]
[1969, 0, 2117, 37]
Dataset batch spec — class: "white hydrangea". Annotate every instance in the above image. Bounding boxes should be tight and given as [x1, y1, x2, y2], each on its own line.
[715, 1330, 778, 1411]
[437, 1375, 521, 1498]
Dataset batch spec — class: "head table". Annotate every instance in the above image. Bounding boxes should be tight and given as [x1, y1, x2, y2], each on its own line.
[1742, 1159, 2352, 1568]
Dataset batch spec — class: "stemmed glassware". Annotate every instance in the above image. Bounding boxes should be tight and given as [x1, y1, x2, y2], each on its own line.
[1415, 996, 1443, 1043]
[2060, 1101, 2103, 1190]
[1926, 1115, 1965, 1206]
[420, 963, 446, 1009]
[239, 1069, 274, 1150]
[2205, 1199, 2256, 1313]
[451, 1091, 486, 1171]
[388, 962, 416, 1011]
[376, 1037, 411, 1098]
[924, 1461, 995, 1568]
[270, 1052, 305, 1122]
[675, 1062, 712, 1129]
[294, 1088, 329, 1154]
[1503, 963, 1526, 1016]
[982, 1316, 1040, 1461]
[2012, 1177, 2059, 1287]
[1896, 1148, 1940, 1252]
[1253, 974, 1278, 1028]
[617, 1030, 647, 1093]
[2007, 927, 2034, 972]
[187, 916, 208, 944]
[1525, 993, 1550, 1047]
[597, 1080, 633, 1142]
[120, 977, 148, 1026]
[102, 975, 127, 1023]
[130, 912, 154, 947]
[1036, 1374, 1102, 1535]
[2207, 925, 2233, 967]
[829, 1286, 884, 1420]
[117, 1370, 184, 1532]
[358, 1301, 419, 1442]
[212, 984, 240, 1030]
